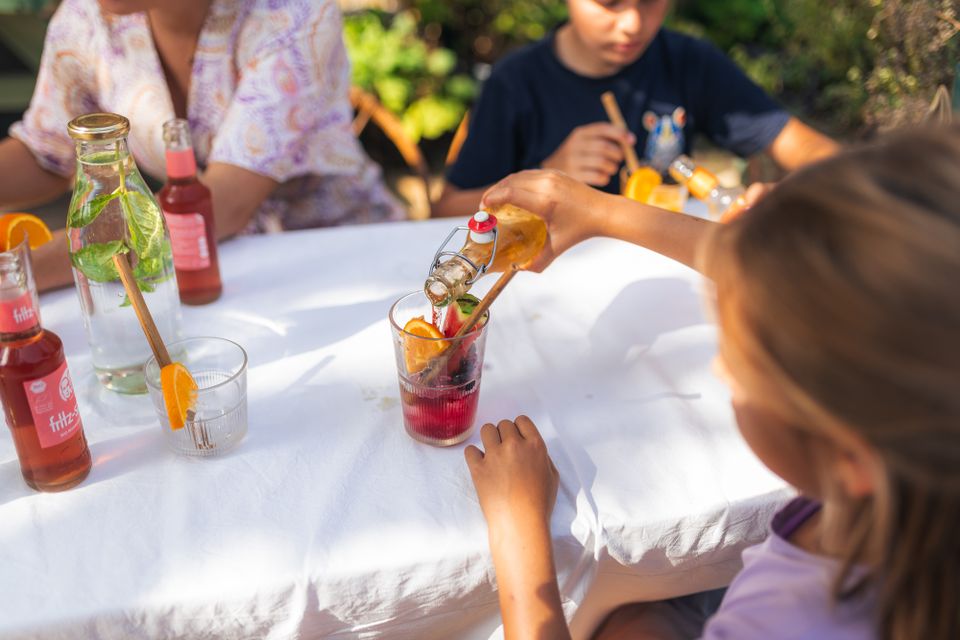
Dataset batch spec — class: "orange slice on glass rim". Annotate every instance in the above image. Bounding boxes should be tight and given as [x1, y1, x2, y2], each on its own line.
[403, 316, 449, 375]
[0, 213, 53, 251]
[160, 362, 198, 430]
[622, 167, 662, 203]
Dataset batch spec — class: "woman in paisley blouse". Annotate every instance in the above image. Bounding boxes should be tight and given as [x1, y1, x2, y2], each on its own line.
[0, 0, 405, 290]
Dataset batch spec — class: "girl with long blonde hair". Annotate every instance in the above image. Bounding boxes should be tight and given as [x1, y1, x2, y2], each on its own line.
[465, 124, 960, 640]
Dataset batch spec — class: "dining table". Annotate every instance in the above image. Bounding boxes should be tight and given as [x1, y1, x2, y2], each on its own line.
[0, 217, 789, 639]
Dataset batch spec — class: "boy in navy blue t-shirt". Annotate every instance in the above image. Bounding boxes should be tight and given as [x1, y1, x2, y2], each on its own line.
[434, 0, 838, 218]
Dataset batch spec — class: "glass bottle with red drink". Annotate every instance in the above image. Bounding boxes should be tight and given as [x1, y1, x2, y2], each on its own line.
[158, 118, 222, 305]
[0, 240, 91, 491]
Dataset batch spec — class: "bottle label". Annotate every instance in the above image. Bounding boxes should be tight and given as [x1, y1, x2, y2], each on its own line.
[0, 291, 38, 334]
[23, 361, 84, 449]
[164, 212, 211, 271]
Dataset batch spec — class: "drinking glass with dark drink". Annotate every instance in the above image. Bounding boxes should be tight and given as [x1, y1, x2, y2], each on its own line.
[389, 291, 489, 446]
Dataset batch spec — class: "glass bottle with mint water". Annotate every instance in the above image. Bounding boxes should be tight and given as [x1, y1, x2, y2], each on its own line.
[66, 113, 182, 394]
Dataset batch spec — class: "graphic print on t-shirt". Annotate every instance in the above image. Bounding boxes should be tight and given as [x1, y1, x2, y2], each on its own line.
[643, 107, 686, 172]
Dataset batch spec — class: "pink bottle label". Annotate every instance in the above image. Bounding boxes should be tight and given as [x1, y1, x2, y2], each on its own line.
[0, 291, 38, 333]
[164, 212, 211, 271]
[23, 361, 84, 449]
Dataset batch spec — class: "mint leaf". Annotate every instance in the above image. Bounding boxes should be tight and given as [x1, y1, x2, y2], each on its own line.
[132, 239, 174, 290]
[68, 190, 119, 229]
[133, 254, 162, 281]
[69, 241, 129, 283]
[121, 191, 163, 261]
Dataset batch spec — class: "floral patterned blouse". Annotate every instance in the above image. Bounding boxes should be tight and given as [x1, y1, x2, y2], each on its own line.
[11, 0, 405, 231]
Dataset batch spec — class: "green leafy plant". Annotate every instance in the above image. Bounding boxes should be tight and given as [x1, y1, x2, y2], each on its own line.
[344, 9, 477, 142]
[672, 0, 958, 135]
[409, 0, 568, 62]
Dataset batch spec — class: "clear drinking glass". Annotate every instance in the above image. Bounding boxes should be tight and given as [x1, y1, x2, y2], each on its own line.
[389, 291, 488, 446]
[144, 337, 247, 457]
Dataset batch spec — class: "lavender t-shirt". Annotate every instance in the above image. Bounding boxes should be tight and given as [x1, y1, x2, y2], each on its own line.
[701, 499, 875, 639]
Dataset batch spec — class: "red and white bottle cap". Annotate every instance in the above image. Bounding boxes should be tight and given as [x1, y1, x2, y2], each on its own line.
[468, 211, 497, 244]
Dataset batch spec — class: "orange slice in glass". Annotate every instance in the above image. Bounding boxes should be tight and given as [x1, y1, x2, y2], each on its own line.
[0, 213, 53, 251]
[160, 362, 198, 430]
[622, 167, 662, 203]
[403, 316, 449, 374]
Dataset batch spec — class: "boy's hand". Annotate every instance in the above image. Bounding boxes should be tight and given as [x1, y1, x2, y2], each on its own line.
[482, 169, 612, 272]
[541, 123, 634, 187]
[465, 416, 560, 536]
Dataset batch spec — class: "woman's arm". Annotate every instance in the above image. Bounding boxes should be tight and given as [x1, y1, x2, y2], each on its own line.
[0, 138, 72, 208]
[480, 170, 716, 273]
[202, 162, 279, 239]
[0, 138, 75, 292]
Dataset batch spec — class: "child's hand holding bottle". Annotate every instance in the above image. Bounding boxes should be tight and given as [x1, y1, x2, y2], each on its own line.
[481, 169, 610, 272]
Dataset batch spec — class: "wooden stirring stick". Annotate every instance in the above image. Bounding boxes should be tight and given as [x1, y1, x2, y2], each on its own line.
[113, 252, 171, 368]
[600, 91, 641, 175]
[420, 266, 519, 384]
[113, 253, 209, 448]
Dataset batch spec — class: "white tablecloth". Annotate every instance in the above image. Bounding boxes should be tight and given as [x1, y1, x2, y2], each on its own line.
[0, 219, 788, 639]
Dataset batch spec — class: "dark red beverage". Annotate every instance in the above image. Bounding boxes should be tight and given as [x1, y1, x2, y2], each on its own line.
[158, 119, 222, 305]
[399, 376, 480, 444]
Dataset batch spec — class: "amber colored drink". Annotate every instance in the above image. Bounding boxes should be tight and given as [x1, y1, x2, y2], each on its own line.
[158, 119, 222, 305]
[0, 329, 91, 490]
[0, 241, 90, 491]
[424, 205, 546, 307]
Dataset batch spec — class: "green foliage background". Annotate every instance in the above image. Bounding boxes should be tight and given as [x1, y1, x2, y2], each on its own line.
[344, 0, 959, 142]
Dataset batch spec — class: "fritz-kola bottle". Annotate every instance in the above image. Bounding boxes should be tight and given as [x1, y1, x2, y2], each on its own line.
[158, 118, 222, 305]
[424, 204, 547, 307]
[0, 240, 91, 491]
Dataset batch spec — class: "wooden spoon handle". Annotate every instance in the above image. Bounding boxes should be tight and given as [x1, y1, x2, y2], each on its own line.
[451, 267, 516, 340]
[113, 252, 172, 368]
[601, 91, 641, 175]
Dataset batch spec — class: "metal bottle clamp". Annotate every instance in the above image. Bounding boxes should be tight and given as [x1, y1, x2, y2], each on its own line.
[428, 212, 499, 285]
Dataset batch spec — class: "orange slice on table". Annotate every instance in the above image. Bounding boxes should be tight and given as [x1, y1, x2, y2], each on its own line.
[402, 316, 449, 375]
[622, 167, 662, 203]
[160, 362, 198, 431]
[0, 213, 53, 251]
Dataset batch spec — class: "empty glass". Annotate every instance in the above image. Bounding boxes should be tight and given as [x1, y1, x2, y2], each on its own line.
[145, 337, 247, 457]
